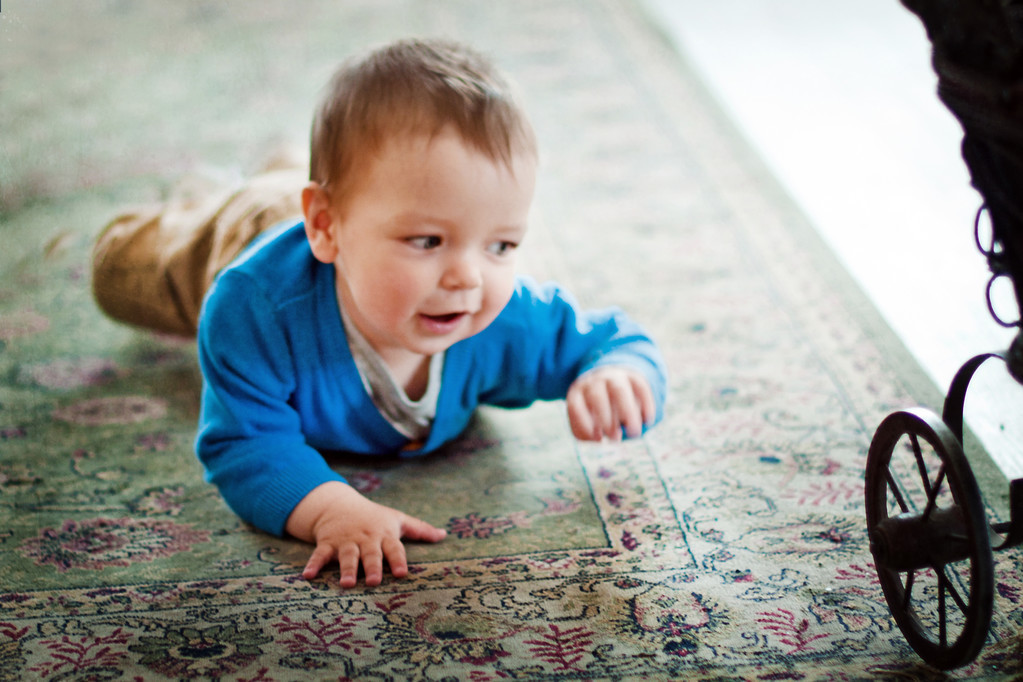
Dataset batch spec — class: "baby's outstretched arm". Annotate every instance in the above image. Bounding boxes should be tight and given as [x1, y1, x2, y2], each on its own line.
[566, 366, 656, 442]
[285, 481, 447, 588]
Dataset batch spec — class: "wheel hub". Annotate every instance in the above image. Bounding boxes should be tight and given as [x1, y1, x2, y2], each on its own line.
[870, 506, 973, 572]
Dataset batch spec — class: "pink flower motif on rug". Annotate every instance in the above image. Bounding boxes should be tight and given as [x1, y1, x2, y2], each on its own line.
[0, 426, 26, 440]
[539, 493, 581, 515]
[134, 432, 172, 452]
[0, 310, 49, 341]
[0, 622, 30, 681]
[782, 479, 860, 506]
[19, 517, 210, 572]
[524, 624, 595, 672]
[20, 356, 121, 390]
[348, 471, 382, 494]
[447, 512, 530, 539]
[997, 563, 1023, 606]
[757, 608, 830, 654]
[27, 628, 131, 679]
[523, 554, 576, 573]
[52, 395, 167, 426]
[130, 486, 186, 516]
[271, 615, 374, 670]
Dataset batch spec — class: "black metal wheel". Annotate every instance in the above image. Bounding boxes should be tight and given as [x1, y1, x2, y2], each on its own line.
[865, 408, 994, 670]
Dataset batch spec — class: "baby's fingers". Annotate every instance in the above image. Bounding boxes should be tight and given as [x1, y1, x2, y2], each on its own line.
[400, 515, 448, 544]
[630, 373, 657, 428]
[303, 542, 336, 580]
[566, 387, 597, 441]
[568, 380, 618, 441]
[337, 543, 361, 589]
[382, 536, 408, 579]
[567, 368, 657, 442]
[607, 375, 645, 438]
[360, 543, 385, 587]
[580, 381, 619, 441]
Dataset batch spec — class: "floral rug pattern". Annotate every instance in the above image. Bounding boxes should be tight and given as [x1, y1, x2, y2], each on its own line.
[2, 0, 1022, 679]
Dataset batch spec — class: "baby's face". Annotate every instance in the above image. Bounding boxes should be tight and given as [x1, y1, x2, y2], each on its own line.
[330, 126, 537, 365]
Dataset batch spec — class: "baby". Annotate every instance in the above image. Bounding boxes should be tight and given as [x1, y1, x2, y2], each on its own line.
[92, 38, 667, 588]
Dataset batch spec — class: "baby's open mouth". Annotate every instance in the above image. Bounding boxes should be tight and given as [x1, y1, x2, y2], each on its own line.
[423, 312, 463, 323]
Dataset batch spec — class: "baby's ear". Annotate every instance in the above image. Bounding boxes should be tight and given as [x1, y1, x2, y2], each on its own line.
[302, 183, 339, 263]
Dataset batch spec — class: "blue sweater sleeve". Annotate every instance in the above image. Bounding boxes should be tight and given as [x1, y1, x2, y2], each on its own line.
[195, 270, 347, 537]
[478, 278, 667, 427]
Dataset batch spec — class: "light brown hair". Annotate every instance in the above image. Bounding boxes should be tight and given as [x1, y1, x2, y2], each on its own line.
[310, 38, 537, 205]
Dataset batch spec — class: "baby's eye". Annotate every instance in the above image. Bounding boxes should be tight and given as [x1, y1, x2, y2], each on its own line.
[487, 240, 518, 256]
[407, 235, 442, 250]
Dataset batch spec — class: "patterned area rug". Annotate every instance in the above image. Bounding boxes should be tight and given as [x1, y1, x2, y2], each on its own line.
[2, 1, 1022, 679]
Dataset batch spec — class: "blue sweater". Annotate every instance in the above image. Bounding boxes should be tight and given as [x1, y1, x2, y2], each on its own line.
[196, 220, 666, 536]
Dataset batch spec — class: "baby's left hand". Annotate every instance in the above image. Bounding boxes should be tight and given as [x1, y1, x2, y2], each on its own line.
[566, 366, 656, 442]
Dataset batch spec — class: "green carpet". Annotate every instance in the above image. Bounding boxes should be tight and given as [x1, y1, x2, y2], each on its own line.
[2, 0, 1021, 679]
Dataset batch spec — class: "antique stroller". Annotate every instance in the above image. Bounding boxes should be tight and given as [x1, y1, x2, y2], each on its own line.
[864, 0, 1023, 670]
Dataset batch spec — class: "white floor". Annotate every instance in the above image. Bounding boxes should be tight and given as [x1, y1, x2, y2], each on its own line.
[643, 0, 1023, 478]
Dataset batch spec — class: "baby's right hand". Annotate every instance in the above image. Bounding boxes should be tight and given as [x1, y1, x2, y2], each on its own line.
[284, 481, 447, 588]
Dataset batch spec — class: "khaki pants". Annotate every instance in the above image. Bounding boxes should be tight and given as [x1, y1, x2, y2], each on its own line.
[92, 168, 307, 337]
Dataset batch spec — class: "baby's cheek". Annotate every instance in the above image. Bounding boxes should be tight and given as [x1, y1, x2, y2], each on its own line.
[376, 275, 421, 312]
[489, 273, 517, 310]
[478, 285, 514, 329]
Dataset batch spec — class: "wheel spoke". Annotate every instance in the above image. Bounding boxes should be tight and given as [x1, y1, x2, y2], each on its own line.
[911, 434, 935, 501]
[941, 564, 970, 614]
[901, 570, 917, 611]
[885, 467, 911, 514]
[938, 572, 948, 648]
[922, 465, 948, 522]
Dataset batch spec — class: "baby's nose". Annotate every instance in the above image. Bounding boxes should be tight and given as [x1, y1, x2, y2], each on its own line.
[441, 256, 483, 290]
